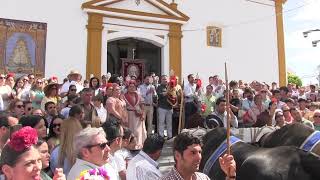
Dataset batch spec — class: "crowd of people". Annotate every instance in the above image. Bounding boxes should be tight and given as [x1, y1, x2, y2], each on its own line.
[0, 69, 319, 180]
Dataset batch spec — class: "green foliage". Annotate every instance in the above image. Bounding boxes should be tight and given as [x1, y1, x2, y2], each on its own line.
[288, 73, 302, 87]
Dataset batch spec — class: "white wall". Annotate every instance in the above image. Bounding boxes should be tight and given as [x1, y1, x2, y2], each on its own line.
[0, 0, 88, 81]
[0, 0, 280, 84]
[177, 0, 279, 84]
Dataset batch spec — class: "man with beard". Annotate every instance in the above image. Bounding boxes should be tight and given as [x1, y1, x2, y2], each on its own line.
[159, 132, 236, 180]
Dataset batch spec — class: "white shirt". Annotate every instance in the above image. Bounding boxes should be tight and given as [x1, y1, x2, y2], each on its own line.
[114, 148, 133, 172]
[184, 82, 196, 103]
[106, 154, 121, 179]
[95, 104, 108, 123]
[61, 80, 83, 93]
[138, 84, 156, 105]
[126, 151, 161, 180]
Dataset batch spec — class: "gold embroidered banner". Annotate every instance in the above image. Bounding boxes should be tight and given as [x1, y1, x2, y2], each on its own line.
[0, 18, 47, 77]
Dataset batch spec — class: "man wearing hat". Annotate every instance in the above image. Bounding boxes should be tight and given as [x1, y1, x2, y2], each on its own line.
[61, 70, 83, 94]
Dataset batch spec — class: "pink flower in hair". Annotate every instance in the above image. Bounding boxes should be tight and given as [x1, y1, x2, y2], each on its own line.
[8, 126, 38, 152]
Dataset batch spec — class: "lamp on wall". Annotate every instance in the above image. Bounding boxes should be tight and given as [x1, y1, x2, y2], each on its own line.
[312, 40, 320, 47]
[303, 29, 320, 38]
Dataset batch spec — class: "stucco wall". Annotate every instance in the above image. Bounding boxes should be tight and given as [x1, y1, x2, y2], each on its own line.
[0, 0, 279, 84]
[178, 0, 279, 84]
[0, 0, 88, 81]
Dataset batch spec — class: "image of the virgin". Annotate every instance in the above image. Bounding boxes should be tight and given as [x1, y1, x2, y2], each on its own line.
[127, 64, 140, 78]
[5, 33, 35, 68]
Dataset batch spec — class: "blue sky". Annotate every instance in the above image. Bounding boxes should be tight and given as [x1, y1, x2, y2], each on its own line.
[284, 0, 320, 85]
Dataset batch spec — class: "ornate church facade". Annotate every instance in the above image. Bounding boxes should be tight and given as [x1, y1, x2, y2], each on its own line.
[0, 0, 287, 85]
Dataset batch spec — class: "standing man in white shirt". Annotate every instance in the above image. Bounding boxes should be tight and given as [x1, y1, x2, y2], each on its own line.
[60, 70, 84, 94]
[126, 134, 165, 180]
[184, 74, 197, 128]
[138, 75, 157, 135]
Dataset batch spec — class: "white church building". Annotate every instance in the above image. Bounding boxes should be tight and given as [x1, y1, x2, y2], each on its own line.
[0, 0, 287, 85]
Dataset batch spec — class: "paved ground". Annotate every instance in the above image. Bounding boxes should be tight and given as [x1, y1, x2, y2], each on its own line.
[158, 138, 175, 174]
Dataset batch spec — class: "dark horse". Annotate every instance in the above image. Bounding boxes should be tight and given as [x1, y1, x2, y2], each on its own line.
[200, 128, 320, 180]
[260, 123, 320, 155]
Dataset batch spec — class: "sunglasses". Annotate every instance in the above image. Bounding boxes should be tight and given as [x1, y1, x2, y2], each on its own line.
[23, 79, 28, 82]
[314, 115, 320, 118]
[70, 89, 77, 92]
[0, 77, 5, 79]
[15, 104, 24, 108]
[86, 142, 108, 149]
[37, 81, 43, 84]
[52, 123, 61, 128]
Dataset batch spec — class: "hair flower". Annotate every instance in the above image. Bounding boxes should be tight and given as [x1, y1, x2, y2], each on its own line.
[8, 126, 38, 152]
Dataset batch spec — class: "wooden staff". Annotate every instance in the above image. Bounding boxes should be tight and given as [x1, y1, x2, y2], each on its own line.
[225, 62, 231, 155]
[178, 80, 185, 133]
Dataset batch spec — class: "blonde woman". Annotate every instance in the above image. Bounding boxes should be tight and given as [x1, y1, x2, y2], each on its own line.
[30, 78, 45, 109]
[50, 105, 83, 175]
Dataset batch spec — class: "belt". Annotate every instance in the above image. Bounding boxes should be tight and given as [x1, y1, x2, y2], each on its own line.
[144, 104, 151, 106]
[127, 109, 135, 111]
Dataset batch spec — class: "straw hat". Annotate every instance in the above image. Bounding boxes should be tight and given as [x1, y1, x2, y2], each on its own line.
[67, 70, 82, 78]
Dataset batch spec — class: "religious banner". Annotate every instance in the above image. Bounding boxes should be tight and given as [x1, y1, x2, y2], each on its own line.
[0, 18, 47, 77]
[122, 59, 145, 83]
[207, 26, 222, 47]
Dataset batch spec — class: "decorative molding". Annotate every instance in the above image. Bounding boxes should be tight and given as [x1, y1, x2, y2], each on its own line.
[82, 0, 189, 22]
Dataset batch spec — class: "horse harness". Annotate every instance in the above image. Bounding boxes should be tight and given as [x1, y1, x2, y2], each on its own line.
[300, 131, 320, 154]
[203, 136, 243, 175]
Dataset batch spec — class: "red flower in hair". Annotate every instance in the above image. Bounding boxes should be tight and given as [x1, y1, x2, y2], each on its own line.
[8, 126, 38, 152]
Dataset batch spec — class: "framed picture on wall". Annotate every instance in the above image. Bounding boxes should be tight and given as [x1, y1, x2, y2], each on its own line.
[0, 18, 47, 77]
[207, 26, 222, 47]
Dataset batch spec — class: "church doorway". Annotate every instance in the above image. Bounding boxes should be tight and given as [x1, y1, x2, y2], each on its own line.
[107, 38, 162, 80]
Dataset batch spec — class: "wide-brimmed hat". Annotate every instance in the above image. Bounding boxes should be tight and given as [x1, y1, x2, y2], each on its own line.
[44, 82, 59, 96]
[67, 70, 82, 77]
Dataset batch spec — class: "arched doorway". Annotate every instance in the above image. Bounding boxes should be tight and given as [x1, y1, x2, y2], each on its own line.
[107, 38, 162, 78]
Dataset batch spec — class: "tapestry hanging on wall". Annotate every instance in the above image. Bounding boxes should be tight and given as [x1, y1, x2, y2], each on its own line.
[0, 18, 47, 77]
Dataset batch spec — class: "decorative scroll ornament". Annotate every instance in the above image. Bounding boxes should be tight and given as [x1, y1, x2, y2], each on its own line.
[135, 0, 141, 6]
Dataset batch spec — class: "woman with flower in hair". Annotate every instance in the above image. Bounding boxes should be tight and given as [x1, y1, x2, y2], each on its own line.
[0, 126, 66, 180]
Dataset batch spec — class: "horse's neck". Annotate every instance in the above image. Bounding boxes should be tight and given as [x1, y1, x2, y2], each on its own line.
[232, 142, 258, 162]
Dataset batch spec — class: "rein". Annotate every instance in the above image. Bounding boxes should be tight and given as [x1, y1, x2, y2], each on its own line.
[203, 136, 242, 175]
[300, 131, 320, 152]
